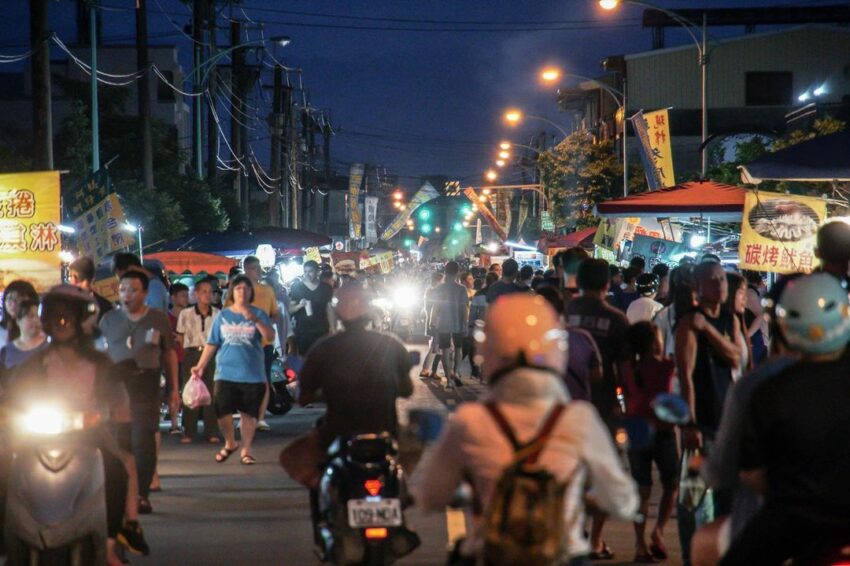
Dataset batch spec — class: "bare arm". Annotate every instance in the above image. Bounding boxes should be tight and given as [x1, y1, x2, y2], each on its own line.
[326, 302, 337, 335]
[675, 318, 698, 422]
[697, 314, 742, 368]
[162, 348, 179, 399]
[191, 344, 219, 376]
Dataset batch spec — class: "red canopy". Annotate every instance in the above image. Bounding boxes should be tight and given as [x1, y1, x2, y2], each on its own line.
[538, 227, 597, 253]
[595, 181, 747, 221]
[145, 251, 237, 275]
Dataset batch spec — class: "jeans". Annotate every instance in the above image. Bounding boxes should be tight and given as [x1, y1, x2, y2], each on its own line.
[181, 349, 218, 438]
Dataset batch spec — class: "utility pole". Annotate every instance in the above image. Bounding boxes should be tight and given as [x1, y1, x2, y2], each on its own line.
[135, 0, 154, 189]
[89, 0, 99, 172]
[268, 65, 283, 227]
[280, 81, 293, 228]
[322, 119, 332, 235]
[300, 106, 311, 231]
[192, 0, 204, 179]
[30, 0, 53, 170]
[205, 0, 217, 183]
[229, 20, 244, 223]
[307, 111, 319, 231]
[289, 101, 299, 229]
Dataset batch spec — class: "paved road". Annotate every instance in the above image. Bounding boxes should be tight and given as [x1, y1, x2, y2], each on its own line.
[130, 354, 683, 565]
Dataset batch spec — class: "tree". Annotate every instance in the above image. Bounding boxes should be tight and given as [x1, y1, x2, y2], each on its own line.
[537, 130, 644, 231]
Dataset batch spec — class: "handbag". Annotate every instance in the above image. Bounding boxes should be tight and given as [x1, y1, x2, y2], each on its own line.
[279, 428, 325, 488]
[678, 448, 709, 511]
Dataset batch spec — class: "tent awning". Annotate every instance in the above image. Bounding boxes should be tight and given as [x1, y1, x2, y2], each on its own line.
[145, 252, 237, 275]
[538, 227, 597, 253]
[148, 228, 332, 256]
[739, 131, 850, 184]
[595, 181, 747, 221]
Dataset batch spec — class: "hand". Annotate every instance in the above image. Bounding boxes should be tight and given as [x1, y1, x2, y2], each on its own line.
[682, 427, 703, 451]
[691, 312, 707, 332]
[300, 298, 308, 307]
[190, 365, 203, 380]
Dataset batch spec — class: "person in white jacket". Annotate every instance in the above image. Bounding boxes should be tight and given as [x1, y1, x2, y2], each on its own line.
[413, 294, 639, 565]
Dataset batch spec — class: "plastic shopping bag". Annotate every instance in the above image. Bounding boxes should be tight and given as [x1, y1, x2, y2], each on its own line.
[678, 449, 709, 512]
[182, 375, 212, 409]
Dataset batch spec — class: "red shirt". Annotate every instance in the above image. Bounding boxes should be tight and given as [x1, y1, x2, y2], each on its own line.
[169, 311, 185, 363]
[624, 357, 675, 427]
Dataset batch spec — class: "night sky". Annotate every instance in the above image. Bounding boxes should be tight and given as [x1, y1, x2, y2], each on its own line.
[1, 0, 836, 189]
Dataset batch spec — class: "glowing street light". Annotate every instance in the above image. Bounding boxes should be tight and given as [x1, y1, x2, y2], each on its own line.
[482, 188, 492, 196]
[392, 190, 403, 200]
[499, 141, 511, 150]
[122, 222, 144, 260]
[540, 67, 561, 82]
[498, 151, 510, 160]
[485, 170, 498, 182]
[496, 159, 505, 167]
[598, 0, 620, 9]
[504, 109, 523, 124]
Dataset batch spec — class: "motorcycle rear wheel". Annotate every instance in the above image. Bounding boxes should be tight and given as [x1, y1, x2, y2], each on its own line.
[5, 534, 102, 566]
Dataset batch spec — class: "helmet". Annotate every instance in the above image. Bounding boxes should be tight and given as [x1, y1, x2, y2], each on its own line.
[334, 283, 370, 322]
[40, 284, 97, 330]
[636, 273, 659, 296]
[776, 273, 850, 355]
[476, 294, 567, 382]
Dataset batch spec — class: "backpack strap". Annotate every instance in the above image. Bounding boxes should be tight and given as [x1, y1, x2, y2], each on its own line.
[485, 401, 566, 465]
[525, 404, 566, 465]
[485, 401, 521, 451]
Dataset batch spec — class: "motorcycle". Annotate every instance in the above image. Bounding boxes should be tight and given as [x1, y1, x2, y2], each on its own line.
[5, 402, 108, 565]
[315, 432, 420, 565]
[268, 354, 301, 415]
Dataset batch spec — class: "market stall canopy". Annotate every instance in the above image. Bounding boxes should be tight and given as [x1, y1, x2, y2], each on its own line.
[739, 131, 850, 184]
[594, 181, 747, 222]
[145, 251, 237, 275]
[148, 228, 332, 256]
[538, 227, 597, 253]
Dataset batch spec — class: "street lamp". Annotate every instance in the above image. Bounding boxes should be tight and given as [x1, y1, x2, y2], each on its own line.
[485, 170, 498, 182]
[599, 0, 709, 177]
[496, 159, 505, 167]
[503, 108, 569, 137]
[498, 150, 511, 160]
[540, 67, 561, 82]
[123, 222, 143, 261]
[499, 141, 511, 150]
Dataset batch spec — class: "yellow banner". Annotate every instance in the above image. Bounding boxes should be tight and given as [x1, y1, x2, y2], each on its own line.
[348, 164, 364, 240]
[72, 193, 133, 262]
[0, 171, 61, 292]
[303, 247, 322, 263]
[644, 109, 676, 188]
[739, 191, 825, 274]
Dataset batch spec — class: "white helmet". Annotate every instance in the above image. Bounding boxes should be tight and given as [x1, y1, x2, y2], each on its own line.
[334, 283, 370, 322]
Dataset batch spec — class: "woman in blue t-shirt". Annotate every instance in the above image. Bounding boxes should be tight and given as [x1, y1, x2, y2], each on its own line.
[0, 298, 48, 381]
[191, 275, 275, 466]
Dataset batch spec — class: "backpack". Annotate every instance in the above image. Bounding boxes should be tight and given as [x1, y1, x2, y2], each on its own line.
[480, 402, 569, 566]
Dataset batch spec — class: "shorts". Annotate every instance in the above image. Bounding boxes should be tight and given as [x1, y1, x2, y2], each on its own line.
[437, 333, 464, 350]
[627, 428, 678, 487]
[214, 380, 266, 418]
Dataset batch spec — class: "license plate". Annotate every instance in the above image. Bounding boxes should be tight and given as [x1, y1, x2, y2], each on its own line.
[347, 498, 402, 527]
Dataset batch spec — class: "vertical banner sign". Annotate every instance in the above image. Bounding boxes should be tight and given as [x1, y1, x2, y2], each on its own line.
[630, 110, 675, 191]
[463, 187, 507, 241]
[380, 182, 440, 240]
[72, 193, 133, 262]
[63, 168, 110, 219]
[348, 164, 364, 240]
[364, 196, 378, 244]
[739, 191, 826, 274]
[0, 171, 61, 292]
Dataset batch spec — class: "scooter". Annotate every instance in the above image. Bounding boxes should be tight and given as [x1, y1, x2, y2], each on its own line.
[268, 354, 300, 415]
[5, 402, 108, 566]
[315, 432, 420, 566]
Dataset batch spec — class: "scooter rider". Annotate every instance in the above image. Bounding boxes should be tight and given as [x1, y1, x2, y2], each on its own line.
[412, 294, 638, 565]
[4, 285, 149, 564]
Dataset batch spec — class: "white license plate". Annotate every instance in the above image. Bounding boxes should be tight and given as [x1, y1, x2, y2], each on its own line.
[347, 498, 402, 527]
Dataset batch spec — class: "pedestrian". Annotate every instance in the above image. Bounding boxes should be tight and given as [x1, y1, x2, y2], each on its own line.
[99, 270, 180, 515]
[419, 271, 444, 378]
[69, 256, 113, 322]
[725, 272, 753, 380]
[0, 298, 47, 379]
[429, 261, 468, 387]
[166, 282, 190, 435]
[112, 253, 169, 314]
[742, 271, 767, 366]
[191, 275, 275, 466]
[652, 263, 671, 304]
[225, 256, 282, 432]
[289, 260, 335, 357]
[484, 259, 527, 304]
[626, 273, 663, 324]
[815, 219, 850, 286]
[564, 259, 631, 559]
[488, 262, 502, 279]
[557, 247, 590, 304]
[629, 256, 646, 276]
[616, 266, 642, 313]
[623, 321, 678, 563]
[674, 261, 742, 565]
[0, 280, 38, 349]
[608, 264, 624, 307]
[413, 294, 638, 565]
[517, 264, 535, 289]
[467, 278, 487, 380]
[176, 279, 220, 444]
[654, 265, 697, 359]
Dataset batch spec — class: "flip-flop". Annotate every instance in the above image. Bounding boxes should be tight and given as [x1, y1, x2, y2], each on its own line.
[215, 446, 238, 463]
[650, 540, 668, 560]
[589, 543, 615, 560]
[241, 454, 257, 465]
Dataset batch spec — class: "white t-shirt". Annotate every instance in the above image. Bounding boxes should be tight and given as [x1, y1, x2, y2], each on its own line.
[626, 296, 663, 324]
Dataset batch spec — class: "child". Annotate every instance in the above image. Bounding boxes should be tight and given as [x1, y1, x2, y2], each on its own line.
[624, 321, 678, 563]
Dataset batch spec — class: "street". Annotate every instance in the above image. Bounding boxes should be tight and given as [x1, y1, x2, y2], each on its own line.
[132, 349, 682, 566]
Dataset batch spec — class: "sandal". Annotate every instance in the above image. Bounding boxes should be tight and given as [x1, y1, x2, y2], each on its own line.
[215, 446, 238, 463]
[649, 540, 668, 560]
[241, 454, 257, 465]
[589, 543, 615, 560]
[633, 551, 658, 563]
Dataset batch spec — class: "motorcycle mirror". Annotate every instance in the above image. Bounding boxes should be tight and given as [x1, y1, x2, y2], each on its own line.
[407, 407, 445, 443]
[408, 350, 421, 366]
[652, 393, 691, 425]
[614, 416, 654, 452]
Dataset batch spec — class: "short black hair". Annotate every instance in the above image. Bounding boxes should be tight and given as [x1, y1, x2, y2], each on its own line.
[651, 263, 670, 278]
[303, 260, 319, 271]
[15, 298, 40, 321]
[229, 274, 255, 302]
[743, 270, 763, 287]
[576, 258, 610, 292]
[556, 247, 590, 276]
[120, 270, 149, 291]
[445, 261, 459, 277]
[817, 221, 850, 263]
[501, 259, 519, 278]
[629, 256, 646, 271]
[228, 266, 242, 278]
[623, 266, 640, 284]
[519, 265, 534, 280]
[113, 252, 142, 274]
[170, 282, 189, 296]
[243, 255, 260, 269]
[701, 253, 722, 264]
[69, 257, 96, 282]
[194, 279, 213, 292]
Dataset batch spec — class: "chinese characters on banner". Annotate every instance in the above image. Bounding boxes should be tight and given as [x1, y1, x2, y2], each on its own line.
[0, 171, 61, 292]
[463, 187, 507, 241]
[739, 191, 826, 274]
[364, 196, 378, 244]
[380, 182, 440, 240]
[303, 247, 322, 264]
[348, 164, 364, 240]
[63, 168, 110, 219]
[630, 109, 676, 191]
[361, 251, 395, 274]
[72, 193, 134, 263]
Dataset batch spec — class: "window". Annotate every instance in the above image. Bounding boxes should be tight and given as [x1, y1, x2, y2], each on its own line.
[157, 70, 175, 102]
[745, 72, 793, 106]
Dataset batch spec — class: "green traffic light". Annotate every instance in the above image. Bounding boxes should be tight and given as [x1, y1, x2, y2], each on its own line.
[417, 208, 431, 221]
[421, 223, 432, 234]
[453, 222, 463, 231]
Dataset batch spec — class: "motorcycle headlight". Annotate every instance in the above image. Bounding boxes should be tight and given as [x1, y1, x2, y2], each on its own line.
[16, 405, 90, 436]
[371, 297, 393, 311]
[392, 286, 418, 309]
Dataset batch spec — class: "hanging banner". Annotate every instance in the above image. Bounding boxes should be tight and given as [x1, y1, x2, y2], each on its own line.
[630, 110, 675, 191]
[380, 182, 440, 240]
[364, 196, 378, 244]
[628, 234, 688, 269]
[63, 168, 110, 220]
[739, 191, 825, 274]
[361, 251, 394, 274]
[331, 251, 361, 275]
[348, 164, 364, 240]
[463, 187, 507, 241]
[0, 171, 61, 292]
[475, 218, 482, 245]
[303, 247, 322, 264]
[72, 193, 133, 263]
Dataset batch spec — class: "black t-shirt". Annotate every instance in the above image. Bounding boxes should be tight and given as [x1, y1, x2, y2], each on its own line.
[485, 280, 529, 304]
[299, 329, 414, 448]
[740, 354, 850, 522]
[289, 280, 334, 336]
[693, 309, 734, 432]
[565, 295, 630, 418]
